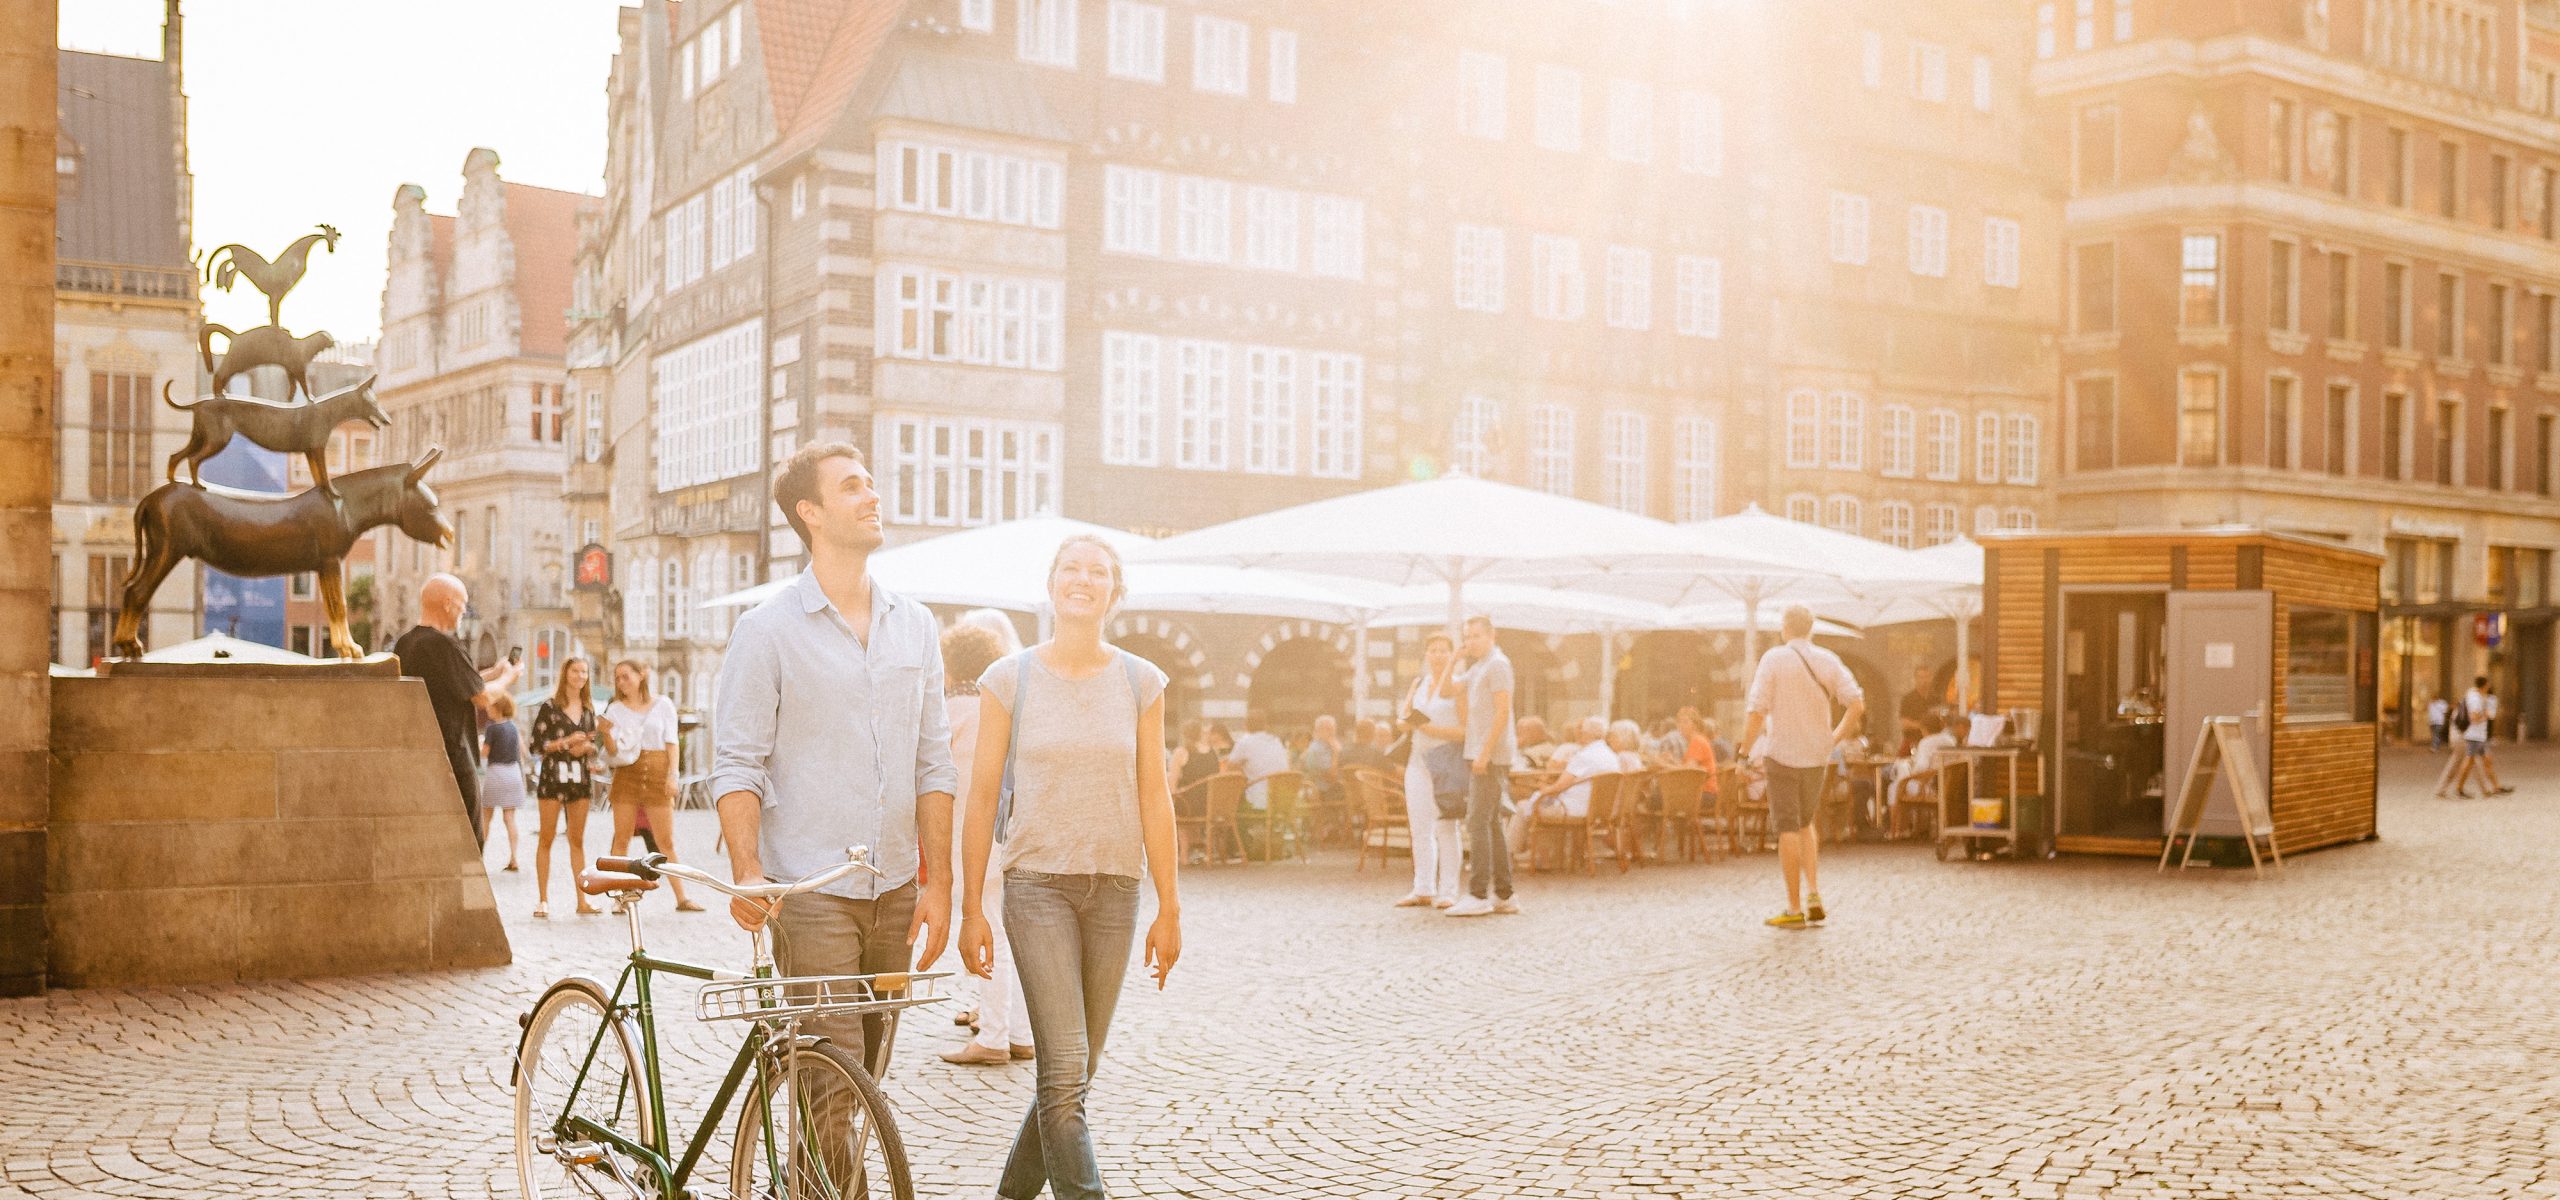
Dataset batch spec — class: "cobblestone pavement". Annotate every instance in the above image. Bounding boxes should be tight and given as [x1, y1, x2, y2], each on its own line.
[7, 748, 2560, 1199]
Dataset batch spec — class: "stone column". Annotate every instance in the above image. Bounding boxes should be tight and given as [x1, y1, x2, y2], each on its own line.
[0, 0, 56, 997]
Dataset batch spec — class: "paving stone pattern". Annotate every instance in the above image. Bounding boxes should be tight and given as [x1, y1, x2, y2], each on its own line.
[7, 749, 2560, 1198]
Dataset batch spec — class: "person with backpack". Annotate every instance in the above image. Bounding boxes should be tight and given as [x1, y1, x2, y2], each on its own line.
[1736, 605, 1865, 929]
[958, 534, 1183, 1200]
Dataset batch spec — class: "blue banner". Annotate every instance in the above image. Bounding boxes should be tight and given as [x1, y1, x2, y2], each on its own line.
[194, 439, 289, 648]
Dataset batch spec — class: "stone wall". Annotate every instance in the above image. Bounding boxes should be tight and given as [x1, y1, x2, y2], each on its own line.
[0, 0, 58, 998]
[47, 671, 510, 987]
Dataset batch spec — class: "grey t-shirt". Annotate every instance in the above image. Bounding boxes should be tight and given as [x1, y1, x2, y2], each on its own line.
[1463, 649, 1519, 766]
[981, 648, 1169, 879]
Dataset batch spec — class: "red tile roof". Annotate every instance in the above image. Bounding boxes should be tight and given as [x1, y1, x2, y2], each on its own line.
[500, 182, 591, 360]
[766, 0, 909, 163]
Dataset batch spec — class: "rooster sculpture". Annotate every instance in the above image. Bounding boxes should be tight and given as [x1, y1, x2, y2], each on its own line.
[202, 224, 341, 327]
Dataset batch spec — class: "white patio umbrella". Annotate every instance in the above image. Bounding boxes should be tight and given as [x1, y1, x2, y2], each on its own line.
[1567, 503, 1957, 665]
[1824, 537, 1984, 704]
[1135, 475, 1753, 635]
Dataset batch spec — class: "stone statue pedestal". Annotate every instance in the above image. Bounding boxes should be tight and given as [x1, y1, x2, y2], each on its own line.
[46, 667, 510, 987]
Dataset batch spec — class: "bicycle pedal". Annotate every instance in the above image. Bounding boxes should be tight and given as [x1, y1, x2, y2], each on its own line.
[557, 1144, 606, 1167]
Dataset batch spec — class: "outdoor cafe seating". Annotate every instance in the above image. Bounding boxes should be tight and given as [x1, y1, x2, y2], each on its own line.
[1346, 766, 1410, 870]
[1173, 771, 1246, 865]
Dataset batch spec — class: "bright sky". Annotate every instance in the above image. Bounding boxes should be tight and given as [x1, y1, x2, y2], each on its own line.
[59, 0, 622, 343]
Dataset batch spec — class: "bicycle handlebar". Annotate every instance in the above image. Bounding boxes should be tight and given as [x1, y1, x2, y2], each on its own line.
[595, 848, 882, 903]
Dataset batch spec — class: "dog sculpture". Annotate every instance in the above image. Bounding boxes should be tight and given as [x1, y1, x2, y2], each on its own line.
[202, 225, 340, 327]
[112, 448, 452, 661]
[163, 374, 389, 498]
[201, 324, 336, 400]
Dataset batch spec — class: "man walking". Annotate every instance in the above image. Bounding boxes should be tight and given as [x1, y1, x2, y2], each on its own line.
[711, 441, 956, 1076]
[393, 572, 518, 848]
[1738, 605, 1864, 928]
[1447, 614, 1520, 917]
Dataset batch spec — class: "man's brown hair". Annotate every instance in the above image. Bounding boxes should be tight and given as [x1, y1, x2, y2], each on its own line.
[774, 440, 865, 547]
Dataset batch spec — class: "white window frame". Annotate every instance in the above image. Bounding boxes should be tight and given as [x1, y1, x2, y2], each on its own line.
[1191, 14, 1249, 95]
[1174, 176, 1233, 263]
[1972, 54, 1994, 112]
[1017, 0, 1077, 67]
[1786, 493, 1820, 524]
[1830, 192, 1870, 265]
[1861, 30, 1884, 89]
[1975, 411, 2003, 482]
[2036, 4, 2056, 58]
[1535, 64, 1583, 152]
[2003, 413, 2041, 485]
[1910, 41, 1947, 103]
[1604, 245, 1652, 331]
[1879, 500, 1915, 548]
[1907, 205, 1949, 278]
[1673, 255, 1721, 338]
[1173, 339, 1231, 471]
[1603, 410, 1648, 514]
[1267, 30, 1298, 103]
[1243, 186, 1302, 273]
[1106, 0, 1166, 82]
[1675, 91, 1722, 176]
[878, 413, 1063, 528]
[1606, 78, 1652, 163]
[1309, 353, 1363, 480]
[1879, 405, 1916, 478]
[1824, 494, 1862, 535]
[1454, 394, 1500, 476]
[1310, 196, 1365, 280]
[1531, 234, 1586, 321]
[1672, 416, 1717, 521]
[962, 0, 995, 32]
[1785, 389, 1822, 468]
[1102, 331, 1163, 466]
[1103, 165, 1163, 255]
[1926, 409, 1962, 480]
[1452, 225, 1506, 312]
[1528, 403, 1576, 495]
[1984, 216, 2021, 288]
[1825, 391, 1865, 470]
[1241, 345, 1299, 475]
[1458, 50, 1507, 140]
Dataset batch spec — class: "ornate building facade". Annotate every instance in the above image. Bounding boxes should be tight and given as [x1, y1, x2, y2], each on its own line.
[375, 149, 588, 687]
[2035, 0, 2560, 740]
[51, 38, 199, 667]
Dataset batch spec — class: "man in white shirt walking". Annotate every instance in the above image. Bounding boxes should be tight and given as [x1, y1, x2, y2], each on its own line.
[1737, 606, 1865, 929]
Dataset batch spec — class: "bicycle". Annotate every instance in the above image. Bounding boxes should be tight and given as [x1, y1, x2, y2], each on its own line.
[513, 847, 949, 1200]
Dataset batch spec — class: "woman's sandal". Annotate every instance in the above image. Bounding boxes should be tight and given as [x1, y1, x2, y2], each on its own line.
[532, 902, 550, 920]
[675, 899, 706, 913]
[575, 902, 601, 916]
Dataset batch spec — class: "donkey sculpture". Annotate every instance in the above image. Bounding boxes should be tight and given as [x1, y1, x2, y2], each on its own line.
[113, 448, 453, 662]
[164, 374, 388, 498]
[202, 224, 340, 327]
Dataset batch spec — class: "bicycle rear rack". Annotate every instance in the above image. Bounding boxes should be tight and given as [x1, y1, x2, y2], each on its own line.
[695, 972, 951, 1024]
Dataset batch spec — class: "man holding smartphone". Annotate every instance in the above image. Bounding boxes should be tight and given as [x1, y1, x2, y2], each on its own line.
[1737, 605, 1864, 929]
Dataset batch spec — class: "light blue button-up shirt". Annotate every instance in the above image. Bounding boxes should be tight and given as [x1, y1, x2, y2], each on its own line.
[710, 570, 956, 900]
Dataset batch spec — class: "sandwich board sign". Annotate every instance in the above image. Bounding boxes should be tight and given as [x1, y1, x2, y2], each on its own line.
[2159, 715, 2282, 878]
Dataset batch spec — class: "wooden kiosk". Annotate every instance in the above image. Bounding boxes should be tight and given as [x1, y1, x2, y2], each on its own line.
[1981, 528, 2381, 859]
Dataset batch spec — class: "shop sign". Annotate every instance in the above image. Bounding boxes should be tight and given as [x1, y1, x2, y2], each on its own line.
[574, 543, 613, 590]
[2474, 612, 2505, 649]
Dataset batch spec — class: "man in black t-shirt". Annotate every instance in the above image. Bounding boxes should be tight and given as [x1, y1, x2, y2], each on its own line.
[1897, 666, 1940, 753]
[394, 573, 518, 847]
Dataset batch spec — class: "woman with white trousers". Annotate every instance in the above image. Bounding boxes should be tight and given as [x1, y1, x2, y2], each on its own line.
[1395, 632, 1467, 909]
[943, 610, 1035, 1064]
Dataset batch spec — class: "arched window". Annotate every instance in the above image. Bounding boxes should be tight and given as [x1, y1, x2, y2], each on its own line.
[664, 558, 689, 640]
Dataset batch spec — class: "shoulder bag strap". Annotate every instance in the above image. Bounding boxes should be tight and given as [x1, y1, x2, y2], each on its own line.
[995, 655, 1031, 842]
[1786, 644, 1839, 709]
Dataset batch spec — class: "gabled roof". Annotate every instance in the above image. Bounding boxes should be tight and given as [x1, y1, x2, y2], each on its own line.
[499, 182, 590, 360]
[57, 49, 188, 268]
[873, 52, 1071, 142]
[767, 0, 911, 164]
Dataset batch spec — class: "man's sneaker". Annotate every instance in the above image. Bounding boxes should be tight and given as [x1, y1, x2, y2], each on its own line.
[1392, 892, 1435, 908]
[1492, 897, 1522, 915]
[1764, 910, 1809, 929]
[1444, 896, 1495, 917]
[1806, 895, 1826, 924]
[2495, 786, 2517, 795]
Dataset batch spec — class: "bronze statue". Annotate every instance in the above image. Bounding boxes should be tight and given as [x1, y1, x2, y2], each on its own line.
[202, 224, 340, 327]
[201, 323, 336, 400]
[163, 374, 388, 498]
[113, 448, 453, 661]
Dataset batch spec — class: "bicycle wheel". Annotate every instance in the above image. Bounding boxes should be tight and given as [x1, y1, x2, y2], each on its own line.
[517, 975, 656, 1200]
[728, 1036, 911, 1200]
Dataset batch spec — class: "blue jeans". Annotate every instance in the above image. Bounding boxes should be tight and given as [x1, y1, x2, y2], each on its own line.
[998, 870, 1140, 1200]
[1466, 765, 1513, 900]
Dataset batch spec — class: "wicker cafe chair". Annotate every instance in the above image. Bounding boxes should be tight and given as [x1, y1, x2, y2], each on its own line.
[1650, 766, 1713, 863]
[1531, 773, 1633, 874]
[1889, 760, 1953, 841]
[1174, 772, 1247, 864]
[1349, 767, 1411, 871]
[1241, 771, 1308, 862]
[1722, 764, 1771, 854]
